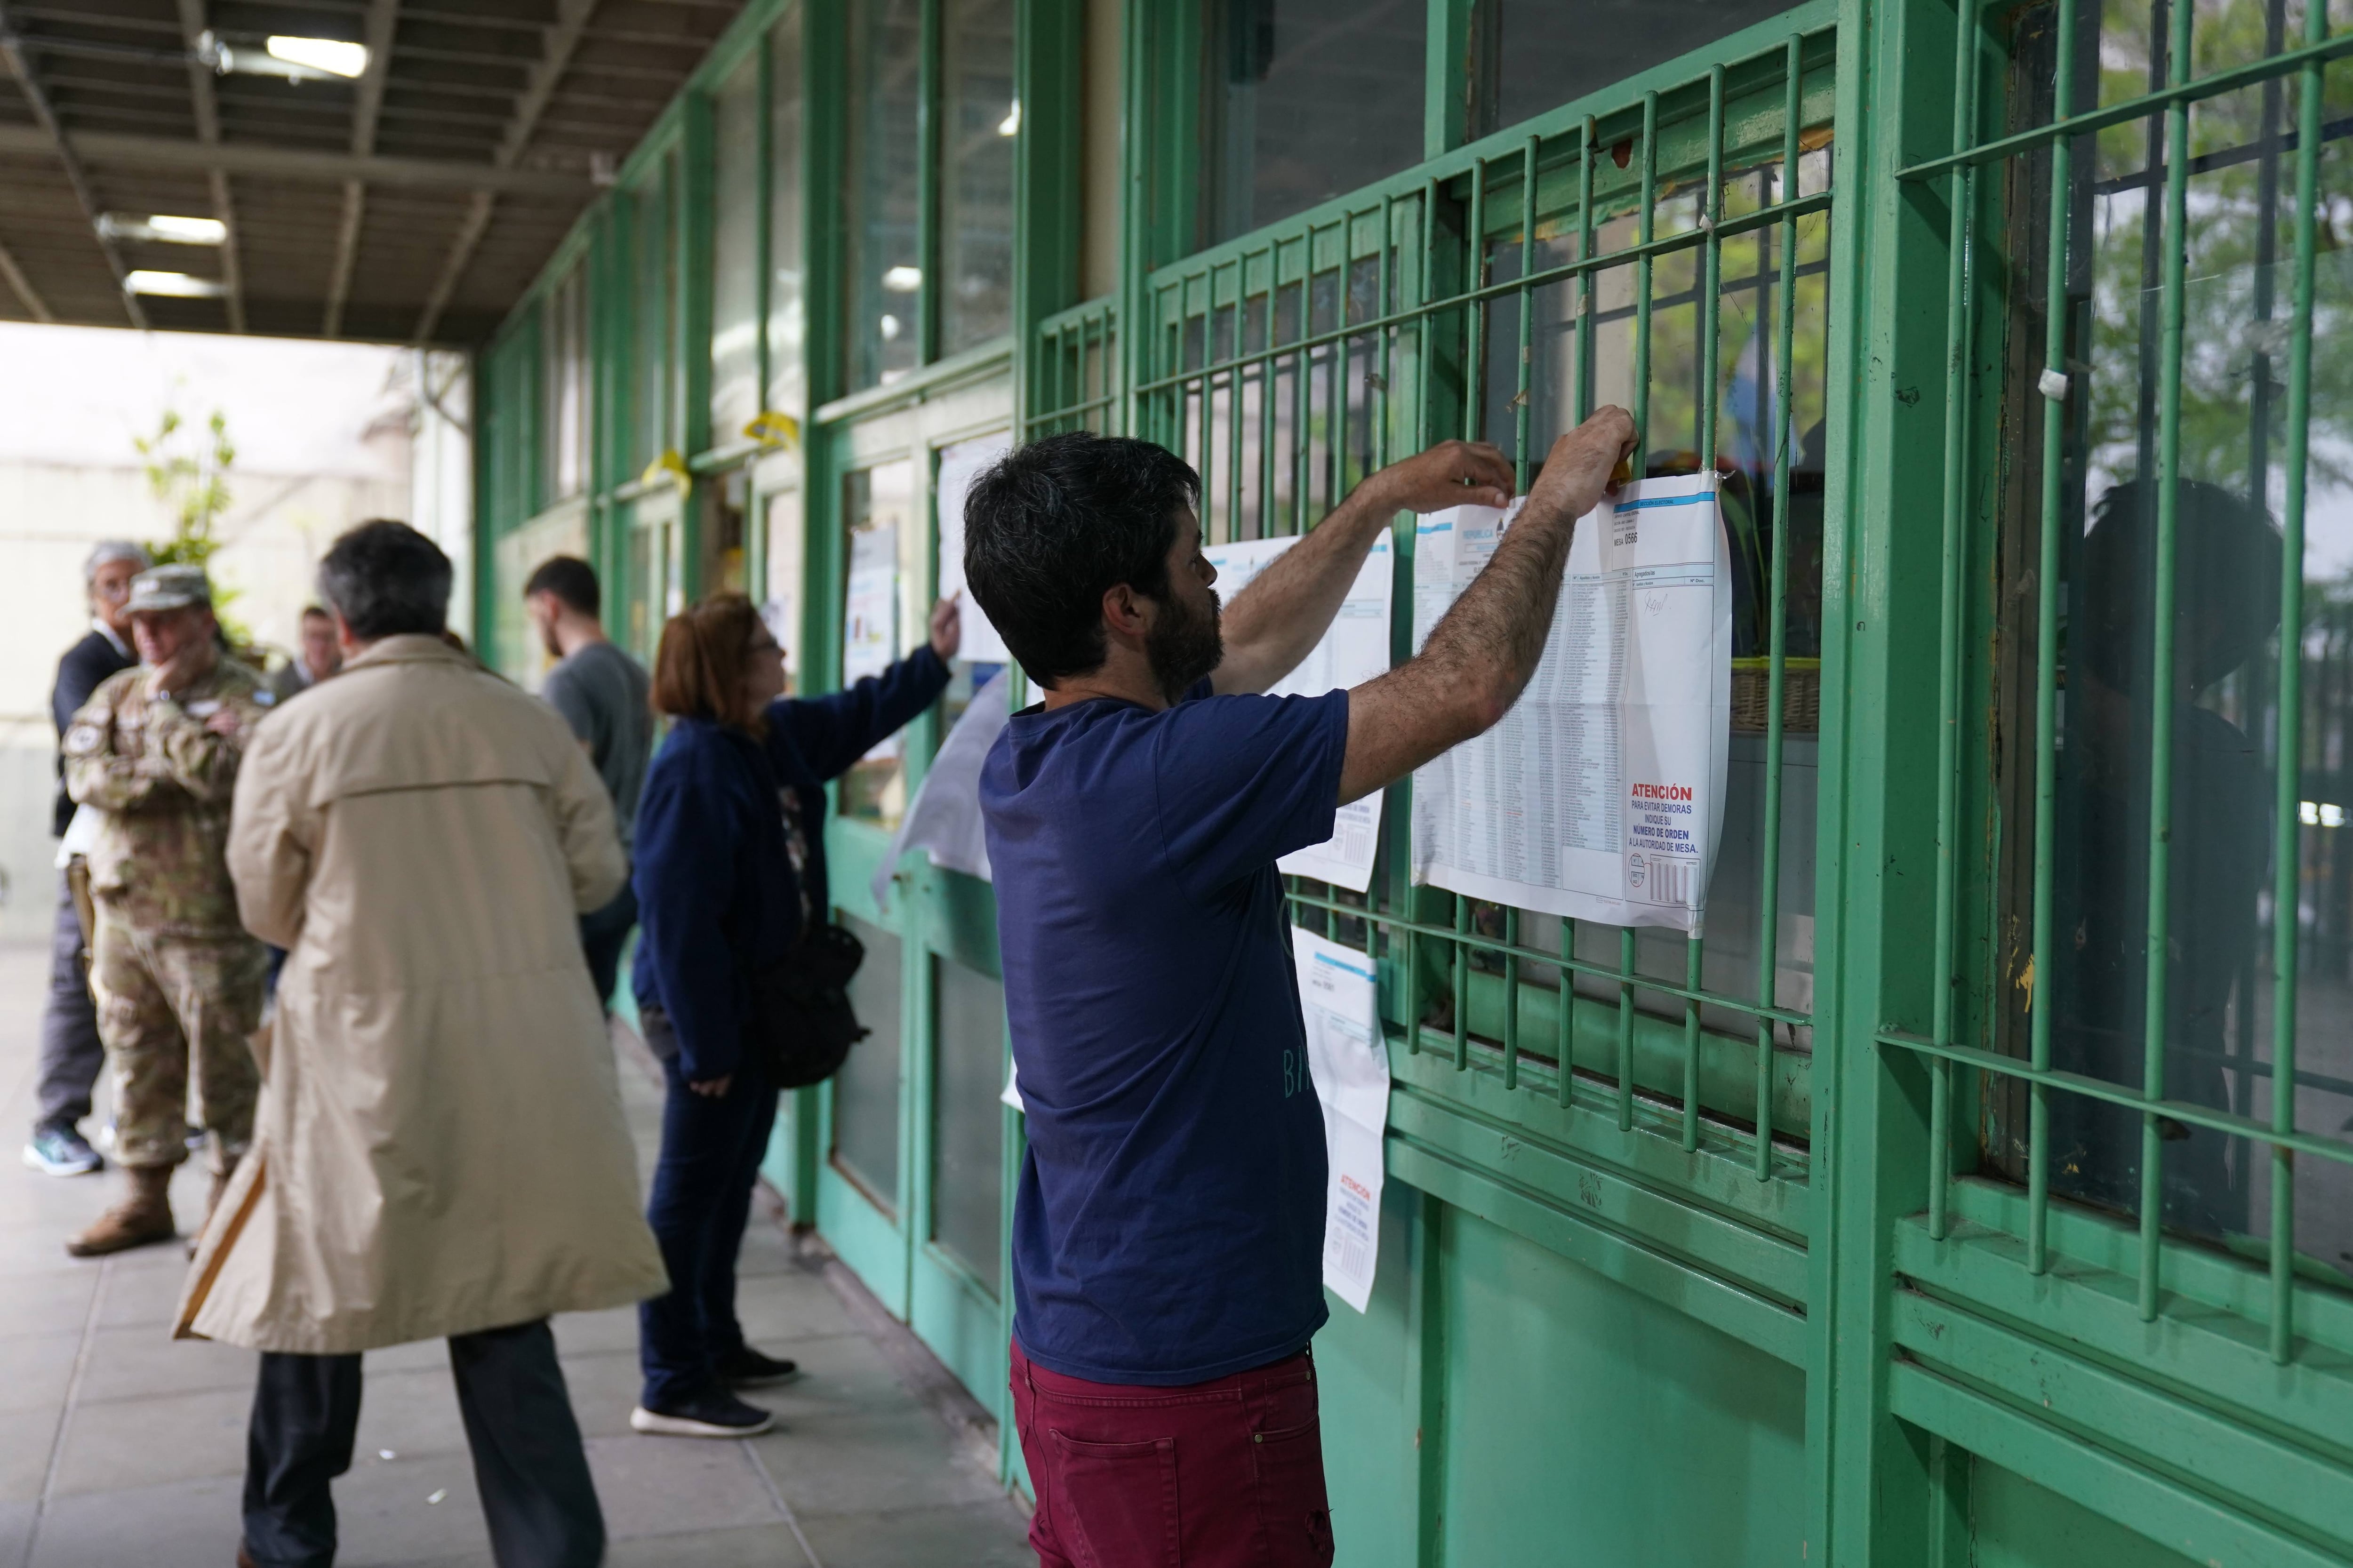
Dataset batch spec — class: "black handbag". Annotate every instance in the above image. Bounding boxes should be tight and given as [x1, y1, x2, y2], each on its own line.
[748, 921, 870, 1088]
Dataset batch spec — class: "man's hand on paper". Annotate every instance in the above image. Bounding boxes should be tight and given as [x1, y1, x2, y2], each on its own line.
[1522, 407, 1639, 529]
[1365, 439, 1517, 514]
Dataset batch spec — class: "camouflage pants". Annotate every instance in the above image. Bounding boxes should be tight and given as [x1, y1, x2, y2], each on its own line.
[88, 916, 265, 1173]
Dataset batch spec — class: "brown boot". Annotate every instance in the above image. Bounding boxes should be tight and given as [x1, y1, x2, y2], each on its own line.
[65, 1164, 176, 1257]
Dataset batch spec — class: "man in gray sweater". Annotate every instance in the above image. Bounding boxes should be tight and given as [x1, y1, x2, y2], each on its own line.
[525, 556, 652, 1009]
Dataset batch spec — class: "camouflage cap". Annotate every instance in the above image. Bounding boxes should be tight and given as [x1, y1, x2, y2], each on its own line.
[126, 564, 212, 614]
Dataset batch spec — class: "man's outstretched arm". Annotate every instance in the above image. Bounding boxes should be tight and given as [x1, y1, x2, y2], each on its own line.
[1337, 408, 1639, 804]
[1211, 440, 1516, 696]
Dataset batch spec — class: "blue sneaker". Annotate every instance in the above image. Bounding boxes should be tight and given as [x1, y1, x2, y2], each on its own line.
[23, 1125, 102, 1177]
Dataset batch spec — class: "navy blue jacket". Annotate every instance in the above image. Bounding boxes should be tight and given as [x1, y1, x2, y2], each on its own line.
[631, 645, 951, 1082]
[52, 628, 135, 836]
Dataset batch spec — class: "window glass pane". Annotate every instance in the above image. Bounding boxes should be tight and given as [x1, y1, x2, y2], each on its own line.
[635, 174, 670, 465]
[764, 485, 806, 690]
[942, 0, 1017, 354]
[1476, 0, 1791, 136]
[543, 270, 585, 501]
[847, 0, 924, 388]
[931, 956, 1005, 1291]
[841, 459, 917, 824]
[768, 8, 807, 419]
[833, 914, 903, 1211]
[1994, 0, 2353, 1272]
[711, 50, 763, 447]
[1198, 0, 1426, 247]
[1474, 141, 1833, 1057]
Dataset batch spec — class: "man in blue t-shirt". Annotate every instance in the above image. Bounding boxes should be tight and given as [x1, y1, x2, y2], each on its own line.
[965, 406, 1636, 1567]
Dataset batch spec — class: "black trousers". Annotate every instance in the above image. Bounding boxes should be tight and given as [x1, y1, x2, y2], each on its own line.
[244, 1319, 604, 1568]
[34, 868, 103, 1134]
[638, 1042, 778, 1408]
[578, 881, 638, 1013]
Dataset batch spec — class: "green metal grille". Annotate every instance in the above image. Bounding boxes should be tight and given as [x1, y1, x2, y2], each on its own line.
[1881, 0, 2353, 1362]
[1116, 27, 1838, 1179]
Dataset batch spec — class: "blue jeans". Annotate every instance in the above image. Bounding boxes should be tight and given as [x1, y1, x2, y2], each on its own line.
[638, 1044, 778, 1409]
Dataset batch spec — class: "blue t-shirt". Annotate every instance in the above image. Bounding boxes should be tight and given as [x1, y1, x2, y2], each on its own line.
[980, 680, 1352, 1385]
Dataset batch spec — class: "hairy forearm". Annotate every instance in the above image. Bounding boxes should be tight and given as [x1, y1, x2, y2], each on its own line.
[1212, 479, 1394, 695]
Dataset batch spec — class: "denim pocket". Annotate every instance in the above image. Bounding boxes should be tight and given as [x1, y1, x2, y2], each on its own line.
[1250, 1388, 1334, 1567]
[1049, 1429, 1181, 1568]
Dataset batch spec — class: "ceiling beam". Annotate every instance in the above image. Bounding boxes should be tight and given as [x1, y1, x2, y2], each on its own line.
[0, 124, 595, 193]
[413, 0, 596, 343]
[324, 0, 399, 338]
[173, 0, 244, 331]
[0, 2, 145, 328]
[0, 231, 53, 320]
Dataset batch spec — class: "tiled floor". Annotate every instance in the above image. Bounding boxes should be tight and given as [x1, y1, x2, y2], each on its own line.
[0, 943, 1032, 1568]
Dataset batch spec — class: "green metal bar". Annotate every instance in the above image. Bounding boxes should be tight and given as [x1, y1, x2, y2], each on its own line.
[1617, 926, 1637, 1129]
[1126, 191, 1836, 398]
[2270, 0, 2329, 1364]
[1514, 135, 1537, 490]
[2138, 0, 2195, 1323]
[1225, 256, 1244, 541]
[2026, 0, 2080, 1277]
[1633, 91, 1658, 474]
[1405, 912, 1424, 1057]
[1577, 120, 1595, 423]
[1896, 29, 2353, 183]
[1295, 232, 1313, 535]
[1282, 887, 1811, 1024]
[1503, 906, 1521, 1091]
[1752, 39, 1804, 1184]
[1929, 9, 1980, 1244]
[1557, 917, 1576, 1106]
[1377, 192, 1395, 471]
[1454, 896, 1471, 1071]
[1466, 158, 1488, 445]
[1879, 1030, 2353, 1171]
[1259, 255, 1277, 534]
[1333, 213, 1350, 508]
[1688, 65, 1726, 1158]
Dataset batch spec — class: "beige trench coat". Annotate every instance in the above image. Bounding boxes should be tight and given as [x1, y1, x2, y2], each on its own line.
[177, 635, 668, 1352]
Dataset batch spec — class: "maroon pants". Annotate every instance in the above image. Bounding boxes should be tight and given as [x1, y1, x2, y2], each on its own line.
[1010, 1340, 1335, 1568]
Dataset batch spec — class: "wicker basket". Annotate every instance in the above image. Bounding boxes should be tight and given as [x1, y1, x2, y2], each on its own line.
[1731, 656, 1821, 734]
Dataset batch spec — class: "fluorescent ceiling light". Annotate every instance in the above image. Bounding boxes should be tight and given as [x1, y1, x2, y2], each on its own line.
[96, 214, 226, 245]
[998, 101, 1020, 136]
[125, 270, 226, 298]
[266, 36, 368, 78]
[881, 265, 922, 293]
[146, 214, 228, 244]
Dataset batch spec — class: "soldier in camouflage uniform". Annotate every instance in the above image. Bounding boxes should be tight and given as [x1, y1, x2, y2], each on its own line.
[61, 564, 274, 1256]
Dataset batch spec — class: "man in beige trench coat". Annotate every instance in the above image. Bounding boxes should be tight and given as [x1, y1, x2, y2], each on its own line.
[181, 520, 668, 1568]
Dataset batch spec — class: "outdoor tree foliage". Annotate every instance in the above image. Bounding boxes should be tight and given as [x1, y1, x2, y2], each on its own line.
[133, 403, 249, 643]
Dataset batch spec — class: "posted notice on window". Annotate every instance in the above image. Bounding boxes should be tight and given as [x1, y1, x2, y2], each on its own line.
[1204, 532, 1394, 892]
[844, 522, 903, 761]
[934, 434, 1016, 666]
[1408, 473, 1731, 933]
[1292, 927, 1388, 1314]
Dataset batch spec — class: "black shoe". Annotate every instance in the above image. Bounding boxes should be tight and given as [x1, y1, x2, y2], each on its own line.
[630, 1388, 775, 1438]
[716, 1345, 802, 1388]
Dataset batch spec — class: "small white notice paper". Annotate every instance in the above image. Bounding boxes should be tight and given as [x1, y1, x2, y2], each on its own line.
[844, 523, 902, 761]
[1204, 533, 1394, 891]
[1292, 927, 1389, 1313]
[934, 434, 1016, 666]
[1409, 473, 1732, 933]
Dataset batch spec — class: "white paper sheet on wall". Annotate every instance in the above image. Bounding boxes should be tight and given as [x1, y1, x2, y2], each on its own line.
[1292, 927, 1388, 1314]
[872, 671, 1013, 912]
[1202, 533, 1394, 892]
[934, 435, 1016, 667]
[844, 522, 901, 761]
[1409, 473, 1732, 933]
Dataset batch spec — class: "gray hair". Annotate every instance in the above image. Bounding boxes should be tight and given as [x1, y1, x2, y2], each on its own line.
[84, 540, 150, 584]
[316, 519, 452, 641]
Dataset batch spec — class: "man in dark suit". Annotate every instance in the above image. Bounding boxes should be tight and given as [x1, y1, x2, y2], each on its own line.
[24, 541, 148, 1177]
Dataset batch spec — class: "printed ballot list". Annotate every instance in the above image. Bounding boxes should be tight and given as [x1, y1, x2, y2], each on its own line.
[1202, 532, 1393, 892]
[1292, 927, 1388, 1313]
[1409, 473, 1731, 933]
